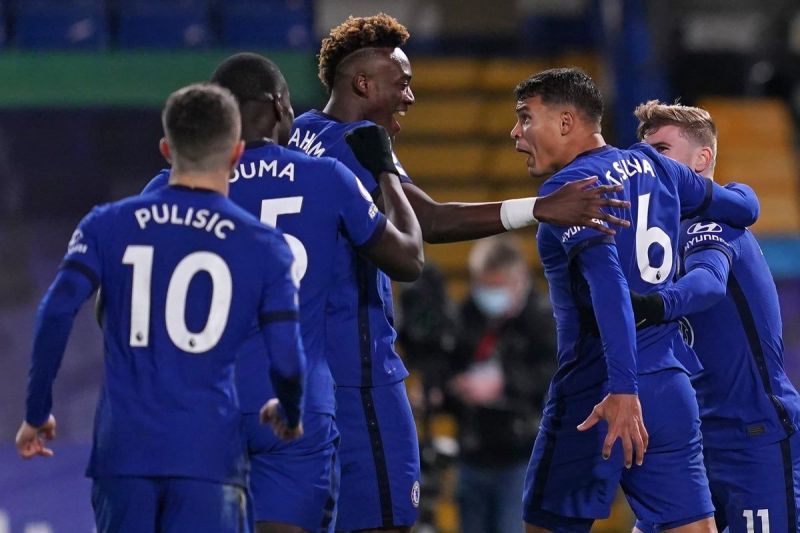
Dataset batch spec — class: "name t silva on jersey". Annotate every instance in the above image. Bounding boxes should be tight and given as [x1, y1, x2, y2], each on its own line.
[134, 204, 235, 239]
[604, 156, 656, 186]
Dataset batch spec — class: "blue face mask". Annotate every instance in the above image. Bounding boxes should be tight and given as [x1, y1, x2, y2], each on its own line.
[472, 286, 514, 318]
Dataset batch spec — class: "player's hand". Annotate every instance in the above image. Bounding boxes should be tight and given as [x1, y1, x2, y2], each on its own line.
[15, 415, 57, 459]
[630, 291, 665, 329]
[534, 176, 631, 235]
[344, 125, 400, 178]
[259, 398, 303, 441]
[577, 393, 648, 468]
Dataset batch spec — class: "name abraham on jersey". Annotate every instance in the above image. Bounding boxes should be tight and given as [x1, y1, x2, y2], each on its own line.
[134, 204, 235, 239]
[604, 155, 656, 186]
[231, 159, 295, 183]
[288, 128, 326, 157]
[561, 218, 607, 243]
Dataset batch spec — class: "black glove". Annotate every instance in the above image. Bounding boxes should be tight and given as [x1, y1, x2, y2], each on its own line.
[630, 291, 665, 329]
[344, 124, 400, 179]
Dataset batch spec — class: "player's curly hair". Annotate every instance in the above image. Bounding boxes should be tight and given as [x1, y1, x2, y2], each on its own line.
[318, 13, 409, 94]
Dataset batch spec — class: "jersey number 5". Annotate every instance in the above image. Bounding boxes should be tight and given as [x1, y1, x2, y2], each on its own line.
[123, 246, 232, 353]
[260, 197, 308, 286]
[636, 193, 673, 284]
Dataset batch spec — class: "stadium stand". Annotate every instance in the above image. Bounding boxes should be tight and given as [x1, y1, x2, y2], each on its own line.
[13, 0, 107, 49]
[116, 0, 211, 49]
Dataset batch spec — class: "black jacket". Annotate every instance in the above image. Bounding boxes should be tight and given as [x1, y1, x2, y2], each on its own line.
[445, 289, 557, 466]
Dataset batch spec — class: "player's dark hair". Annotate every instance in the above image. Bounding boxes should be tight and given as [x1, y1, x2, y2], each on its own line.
[514, 67, 603, 124]
[162, 83, 240, 170]
[318, 13, 409, 94]
[211, 52, 285, 105]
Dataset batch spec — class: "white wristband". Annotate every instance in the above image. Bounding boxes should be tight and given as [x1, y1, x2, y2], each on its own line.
[500, 197, 539, 230]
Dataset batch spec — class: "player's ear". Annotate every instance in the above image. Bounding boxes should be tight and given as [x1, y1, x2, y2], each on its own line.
[229, 140, 245, 168]
[560, 111, 574, 135]
[694, 146, 714, 174]
[159, 137, 172, 163]
[352, 73, 369, 98]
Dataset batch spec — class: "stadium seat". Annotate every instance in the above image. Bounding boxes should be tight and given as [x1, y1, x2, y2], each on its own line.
[480, 58, 551, 92]
[220, 0, 313, 50]
[698, 97, 800, 234]
[116, 0, 212, 49]
[394, 141, 487, 182]
[14, 0, 107, 49]
[409, 58, 482, 93]
[400, 97, 484, 137]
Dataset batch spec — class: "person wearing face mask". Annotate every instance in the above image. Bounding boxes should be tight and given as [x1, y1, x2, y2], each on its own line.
[444, 234, 556, 533]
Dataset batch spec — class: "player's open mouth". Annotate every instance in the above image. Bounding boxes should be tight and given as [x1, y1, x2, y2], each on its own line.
[392, 110, 406, 134]
[516, 146, 535, 167]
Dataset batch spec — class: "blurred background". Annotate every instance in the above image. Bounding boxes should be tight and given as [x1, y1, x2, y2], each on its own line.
[0, 0, 799, 531]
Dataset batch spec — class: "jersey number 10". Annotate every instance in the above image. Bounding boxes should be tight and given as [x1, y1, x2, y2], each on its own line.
[123, 245, 232, 353]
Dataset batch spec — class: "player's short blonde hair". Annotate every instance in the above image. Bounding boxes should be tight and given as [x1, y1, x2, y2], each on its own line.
[317, 13, 409, 94]
[634, 100, 718, 157]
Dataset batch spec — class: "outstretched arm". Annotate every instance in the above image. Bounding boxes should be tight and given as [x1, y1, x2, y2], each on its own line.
[631, 246, 730, 327]
[401, 177, 630, 244]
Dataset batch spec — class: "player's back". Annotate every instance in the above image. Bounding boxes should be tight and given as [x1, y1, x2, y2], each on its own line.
[87, 185, 291, 485]
[146, 140, 388, 411]
[537, 143, 713, 397]
[677, 220, 800, 449]
[290, 110, 409, 388]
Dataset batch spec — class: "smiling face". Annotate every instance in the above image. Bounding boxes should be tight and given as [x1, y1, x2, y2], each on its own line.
[362, 47, 415, 135]
[510, 95, 569, 178]
[643, 124, 714, 177]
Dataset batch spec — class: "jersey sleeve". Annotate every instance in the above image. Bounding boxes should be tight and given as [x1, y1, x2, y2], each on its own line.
[652, 149, 759, 226]
[331, 160, 388, 248]
[60, 207, 105, 289]
[660, 221, 738, 320]
[141, 168, 170, 194]
[392, 150, 414, 185]
[26, 212, 105, 426]
[539, 175, 615, 260]
[574, 242, 638, 394]
[257, 231, 306, 427]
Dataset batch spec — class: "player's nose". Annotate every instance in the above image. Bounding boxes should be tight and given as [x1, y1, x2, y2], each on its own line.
[403, 86, 415, 105]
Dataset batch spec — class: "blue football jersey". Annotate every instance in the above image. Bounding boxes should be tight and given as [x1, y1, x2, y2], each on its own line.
[537, 143, 758, 398]
[26, 186, 301, 486]
[289, 110, 412, 387]
[674, 219, 800, 449]
[145, 141, 388, 411]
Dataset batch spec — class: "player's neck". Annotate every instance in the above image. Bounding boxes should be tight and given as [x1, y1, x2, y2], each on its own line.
[322, 94, 363, 123]
[564, 133, 606, 165]
[169, 171, 229, 196]
[241, 122, 277, 145]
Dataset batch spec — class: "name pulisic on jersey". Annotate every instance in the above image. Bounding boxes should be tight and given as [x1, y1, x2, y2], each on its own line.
[135, 203, 235, 239]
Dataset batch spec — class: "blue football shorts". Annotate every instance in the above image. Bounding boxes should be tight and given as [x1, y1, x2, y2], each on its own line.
[524, 369, 714, 532]
[334, 380, 421, 531]
[636, 429, 800, 533]
[92, 476, 247, 533]
[243, 411, 340, 533]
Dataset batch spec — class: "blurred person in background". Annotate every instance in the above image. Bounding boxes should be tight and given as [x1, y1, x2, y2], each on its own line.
[445, 234, 555, 533]
[631, 100, 800, 533]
